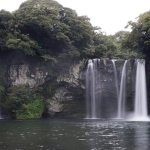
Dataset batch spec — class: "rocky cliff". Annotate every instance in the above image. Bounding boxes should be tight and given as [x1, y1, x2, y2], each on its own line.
[0, 55, 134, 119]
[46, 61, 86, 117]
[1, 56, 86, 118]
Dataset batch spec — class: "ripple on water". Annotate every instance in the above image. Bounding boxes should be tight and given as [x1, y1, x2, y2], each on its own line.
[0, 119, 150, 150]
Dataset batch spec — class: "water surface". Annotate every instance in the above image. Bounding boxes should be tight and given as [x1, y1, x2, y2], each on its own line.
[0, 118, 149, 150]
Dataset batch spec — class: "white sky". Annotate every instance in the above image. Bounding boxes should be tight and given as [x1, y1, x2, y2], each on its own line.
[0, 0, 150, 35]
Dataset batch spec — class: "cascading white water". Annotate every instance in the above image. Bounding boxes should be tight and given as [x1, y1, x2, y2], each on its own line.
[86, 59, 149, 120]
[134, 59, 148, 119]
[86, 59, 101, 118]
[112, 60, 119, 102]
[118, 60, 128, 118]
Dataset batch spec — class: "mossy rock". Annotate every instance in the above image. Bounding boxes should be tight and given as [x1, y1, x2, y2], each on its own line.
[2, 85, 45, 119]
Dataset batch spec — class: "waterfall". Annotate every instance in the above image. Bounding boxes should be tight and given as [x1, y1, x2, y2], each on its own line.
[118, 60, 127, 118]
[112, 60, 119, 102]
[86, 58, 149, 120]
[86, 59, 101, 118]
[134, 59, 148, 119]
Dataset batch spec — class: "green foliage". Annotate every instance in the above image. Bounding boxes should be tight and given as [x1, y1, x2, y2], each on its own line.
[122, 11, 150, 57]
[107, 30, 140, 59]
[0, 0, 121, 65]
[2, 86, 44, 119]
[15, 95, 44, 119]
[0, 86, 4, 93]
[88, 33, 117, 59]
[41, 54, 58, 64]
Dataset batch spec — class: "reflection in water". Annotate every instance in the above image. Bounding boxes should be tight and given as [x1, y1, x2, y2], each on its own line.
[0, 119, 149, 150]
[134, 122, 149, 150]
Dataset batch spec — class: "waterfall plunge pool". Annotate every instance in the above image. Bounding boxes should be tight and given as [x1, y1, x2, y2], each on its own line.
[0, 118, 150, 150]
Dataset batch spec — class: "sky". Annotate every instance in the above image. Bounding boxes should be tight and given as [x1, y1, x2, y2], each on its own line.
[0, 0, 150, 35]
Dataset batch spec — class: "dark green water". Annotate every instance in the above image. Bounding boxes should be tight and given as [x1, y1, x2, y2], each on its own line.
[0, 118, 150, 150]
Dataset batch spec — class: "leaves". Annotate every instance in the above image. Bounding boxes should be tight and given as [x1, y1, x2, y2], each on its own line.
[0, 0, 118, 60]
[3, 86, 44, 119]
[122, 10, 150, 57]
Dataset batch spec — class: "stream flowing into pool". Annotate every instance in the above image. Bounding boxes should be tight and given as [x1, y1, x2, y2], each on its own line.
[0, 118, 150, 150]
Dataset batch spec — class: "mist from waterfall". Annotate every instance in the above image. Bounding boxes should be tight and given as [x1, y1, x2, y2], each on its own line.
[112, 60, 119, 104]
[86, 59, 101, 118]
[86, 59, 149, 121]
[134, 59, 148, 120]
[118, 60, 127, 118]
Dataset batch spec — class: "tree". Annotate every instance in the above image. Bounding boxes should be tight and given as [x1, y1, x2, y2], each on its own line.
[13, 0, 95, 57]
[123, 11, 150, 57]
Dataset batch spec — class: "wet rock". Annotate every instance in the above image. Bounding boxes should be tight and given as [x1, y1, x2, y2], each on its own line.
[8, 64, 48, 89]
[46, 61, 86, 116]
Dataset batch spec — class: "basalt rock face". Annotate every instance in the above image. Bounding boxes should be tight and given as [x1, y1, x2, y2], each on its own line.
[8, 64, 48, 89]
[2, 56, 133, 119]
[105, 59, 134, 117]
[6, 58, 86, 118]
[47, 61, 86, 117]
[93, 59, 120, 118]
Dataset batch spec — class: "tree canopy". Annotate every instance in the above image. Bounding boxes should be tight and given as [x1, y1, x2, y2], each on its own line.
[121, 11, 150, 58]
[1, 0, 150, 61]
[0, 0, 118, 62]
